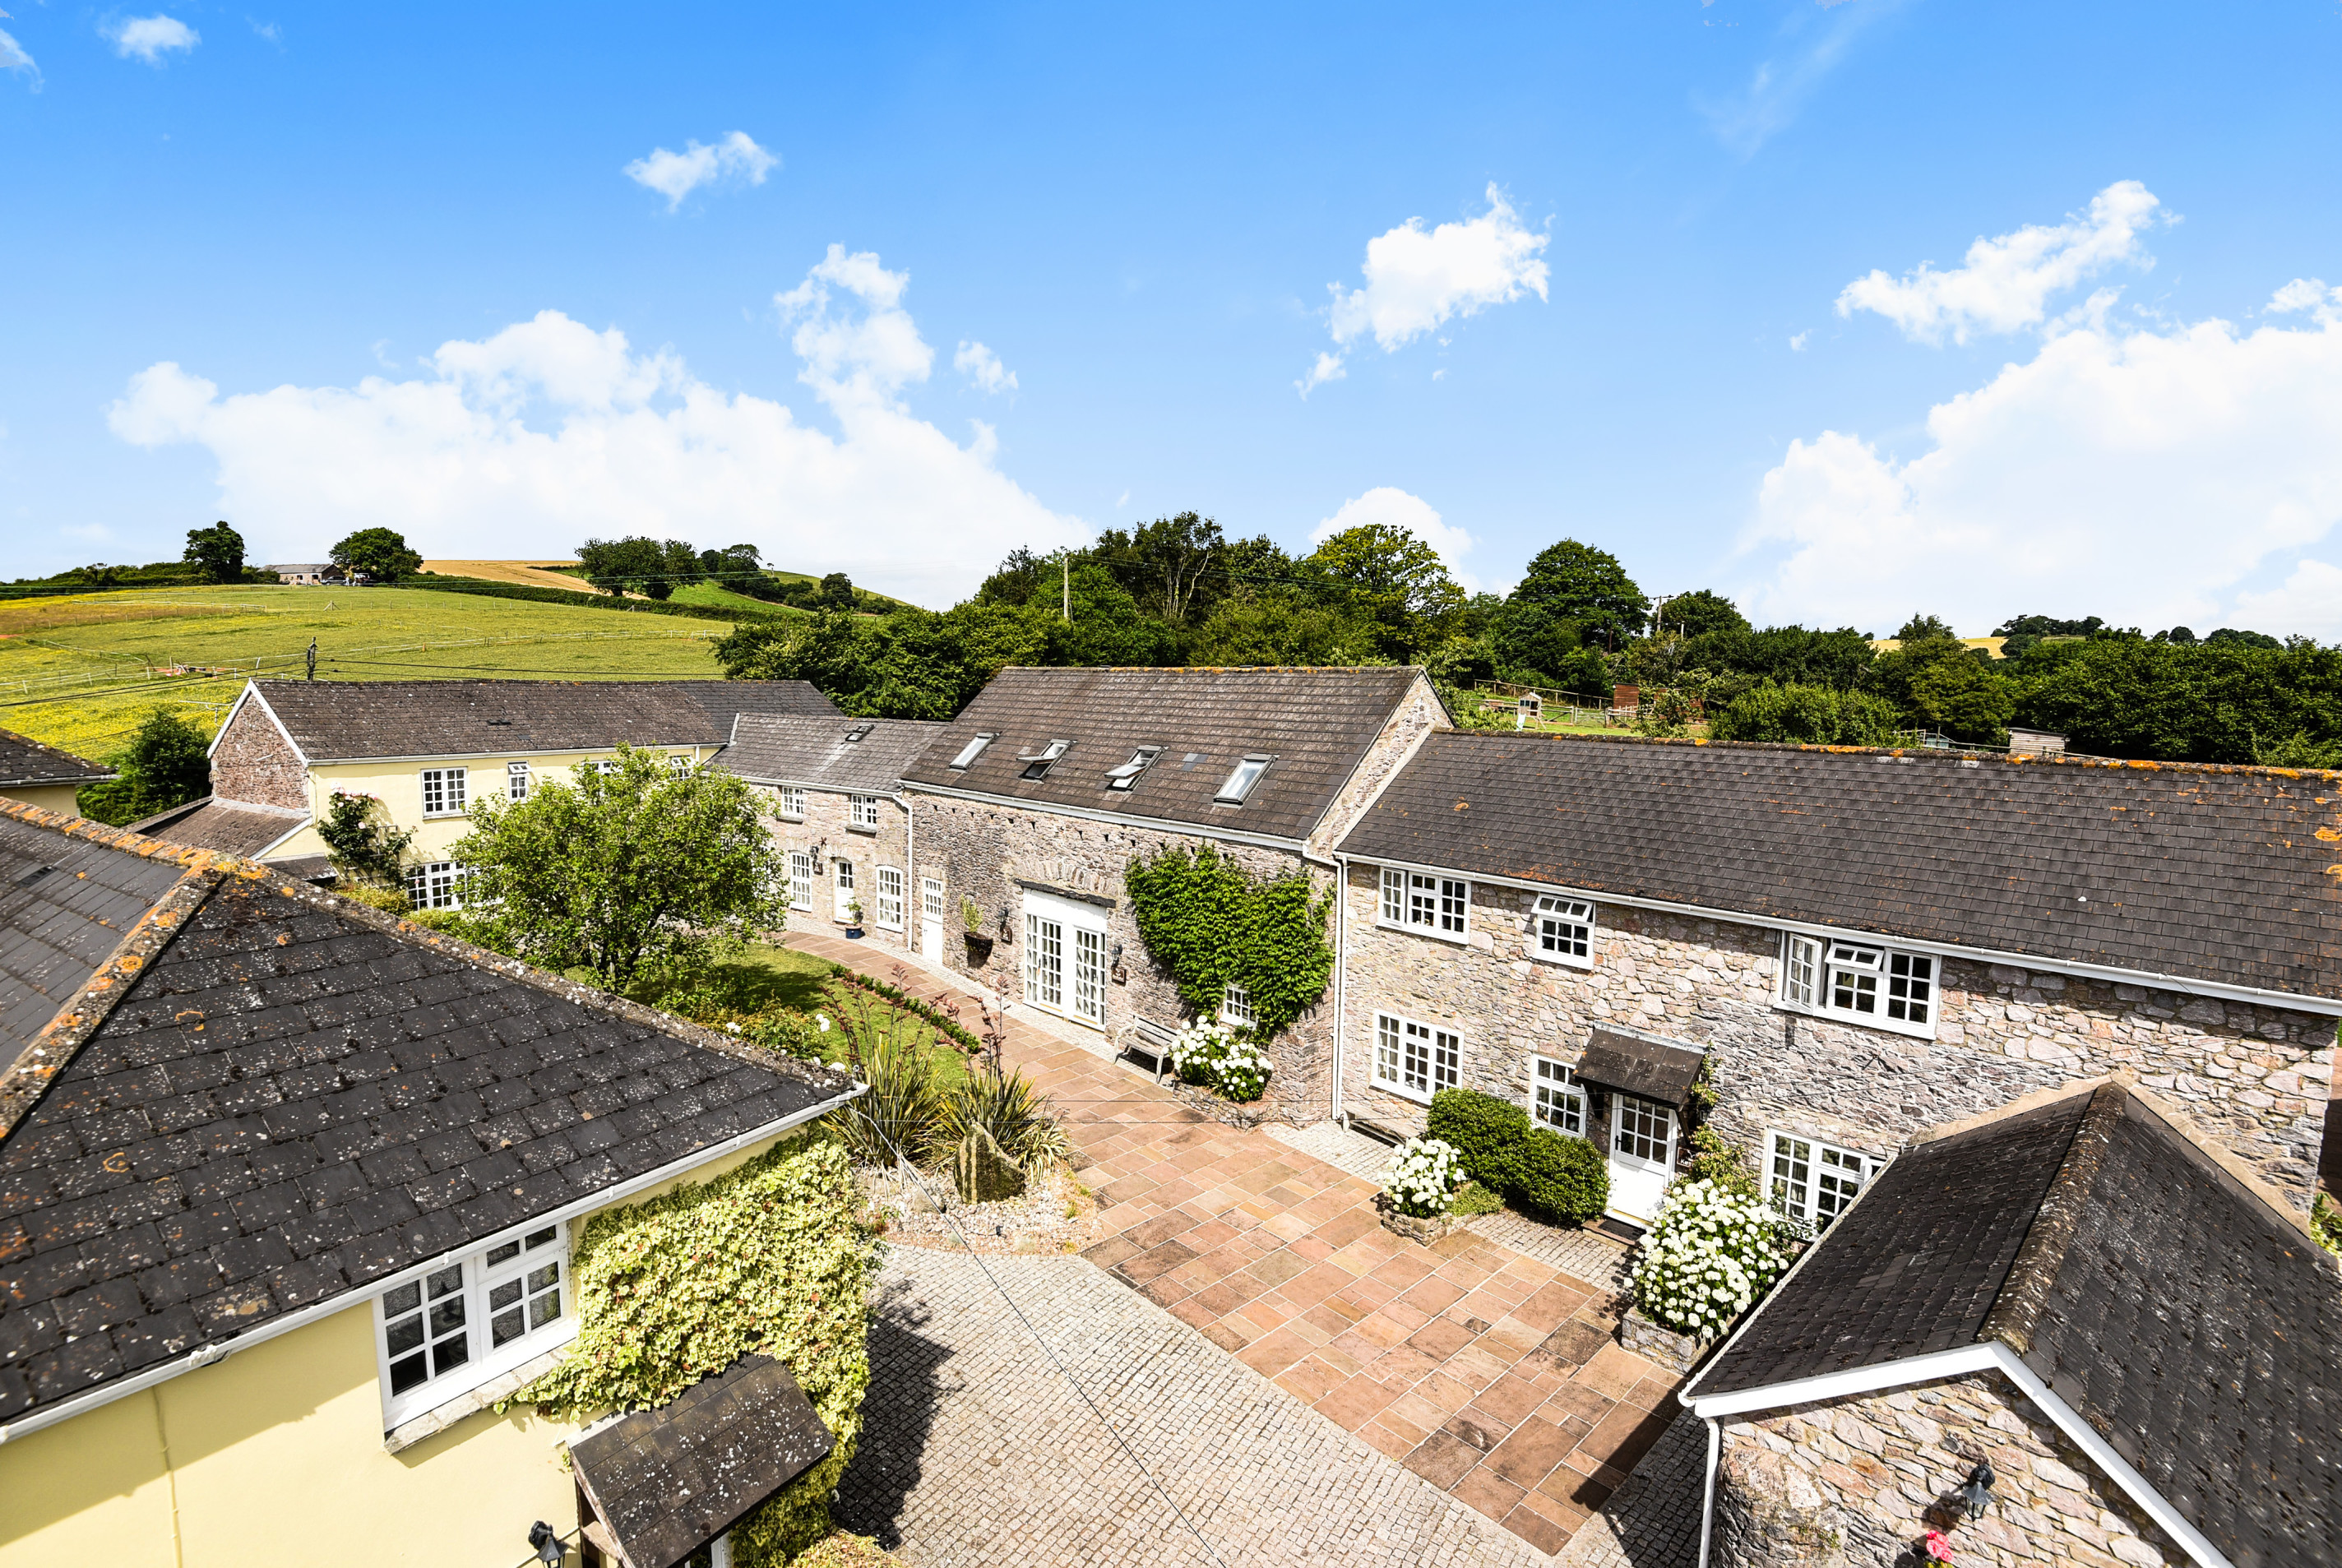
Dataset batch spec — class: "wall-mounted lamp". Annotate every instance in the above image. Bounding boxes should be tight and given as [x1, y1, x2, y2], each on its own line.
[1960, 1458, 1996, 1520]
[527, 1521, 564, 1566]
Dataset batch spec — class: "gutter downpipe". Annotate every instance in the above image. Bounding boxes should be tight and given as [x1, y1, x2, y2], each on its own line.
[1331, 853, 1349, 1126]
[1697, 1413, 1720, 1568]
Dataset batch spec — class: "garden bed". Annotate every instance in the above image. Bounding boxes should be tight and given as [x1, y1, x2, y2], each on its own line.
[857, 1162, 1103, 1256]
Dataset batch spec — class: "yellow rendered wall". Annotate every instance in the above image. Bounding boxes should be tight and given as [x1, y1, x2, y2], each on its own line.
[0, 783, 86, 815]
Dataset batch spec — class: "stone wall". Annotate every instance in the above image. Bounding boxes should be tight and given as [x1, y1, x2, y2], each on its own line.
[1718, 1371, 2184, 1568]
[210, 696, 310, 812]
[759, 786, 915, 955]
[908, 796, 1336, 1121]
[1303, 673, 1451, 857]
[1335, 864, 2335, 1202]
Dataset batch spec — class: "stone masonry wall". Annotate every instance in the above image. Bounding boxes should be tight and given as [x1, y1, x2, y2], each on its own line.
[1303, 673, 1451, 858]
[1336, 864, 2335, 1202]
[1719, 1371, 2185, 1568]
[209, 696, 310, 812]
[758, 786, 914, 955]
[909, 796, 1336, 1121]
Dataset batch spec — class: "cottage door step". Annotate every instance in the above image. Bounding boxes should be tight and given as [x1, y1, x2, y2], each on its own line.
[919, 877, 946, 962]
[1606, 1092, 1678, 1225]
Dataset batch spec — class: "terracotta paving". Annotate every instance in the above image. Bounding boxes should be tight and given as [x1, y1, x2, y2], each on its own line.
[793, 933, 1683, 1557]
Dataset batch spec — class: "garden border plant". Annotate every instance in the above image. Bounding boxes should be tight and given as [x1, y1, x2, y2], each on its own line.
[1124, 843, 1335, 1041]
[1423, 1086, 1608, 1223]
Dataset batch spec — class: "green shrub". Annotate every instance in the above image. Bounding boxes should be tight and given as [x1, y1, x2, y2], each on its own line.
[942, 1062, 1071, 1172]
[827, 1032, 945, 1167]
[1678, 1123, 1762, 1204]
[1425, 1088, 1531, 1193]
[1450, 1181, 1505, 1217]
[2315, 1192, 2342, 1258]
[1511, 1126, 1608, 1222]
[1710, 682, 1904, 746]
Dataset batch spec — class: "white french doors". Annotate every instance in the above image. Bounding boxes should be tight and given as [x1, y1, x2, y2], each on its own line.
[1021, 890, 1108, 1028]
[1606, 1092, 1678, 1225]
[919, 877, 946, 962]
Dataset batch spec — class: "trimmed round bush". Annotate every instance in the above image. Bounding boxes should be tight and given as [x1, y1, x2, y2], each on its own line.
[1629, 1177, 1796, 1339]
[1380, 1136, 1467, 1218]
[1425, 1087, 1531, 1194]
[1511, 1126, 1608, 1222]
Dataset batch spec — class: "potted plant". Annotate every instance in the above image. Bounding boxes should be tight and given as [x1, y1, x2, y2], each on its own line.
[1620, 1177, 1802, 1373]
[845, 897, 865, 939]
[1375, 1136, 1468, 1243]
[961, 895, 994, 966]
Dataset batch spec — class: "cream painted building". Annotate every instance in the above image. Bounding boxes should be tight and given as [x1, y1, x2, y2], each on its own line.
[0, 801, 859, 1565]
[0, 727, 112, 816]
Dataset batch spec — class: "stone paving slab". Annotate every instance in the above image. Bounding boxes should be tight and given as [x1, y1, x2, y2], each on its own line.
[1552, 1408, 1707, 1568]
[840, 1246, 1551, 1566]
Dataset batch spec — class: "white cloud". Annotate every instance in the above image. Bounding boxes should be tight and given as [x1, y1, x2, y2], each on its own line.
[249, 19, 283, 45]
[1700, 1, 1885, 157]
[1303, 185, 1547, 392]
[953, 340, 1016, 395]
[108, 15, 199, 65]
[2, 24, 39, 88]
[1789, 331, 1809, 351]
[2267, 276, 2342, 324]
[1737, 296, 2342, 638]
[1836, 181, 2165, 345]
[1311, 488, 1482, 592]
[2231, 558, 2342, 643]
[622, 131, 776, 210]
[1296, 351, 1347, 398]
[107, 249, 1086, 606]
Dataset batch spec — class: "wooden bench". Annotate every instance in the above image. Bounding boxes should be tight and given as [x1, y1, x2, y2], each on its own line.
[1122, 1015, 1178, 1083]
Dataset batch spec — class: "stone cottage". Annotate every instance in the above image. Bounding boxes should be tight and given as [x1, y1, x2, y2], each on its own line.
[1331, 733, 2339, 1225]
[708, 713, 944, 955]
[1679, 1078, 2338, 1568]
[898, 665, 1450, 1120]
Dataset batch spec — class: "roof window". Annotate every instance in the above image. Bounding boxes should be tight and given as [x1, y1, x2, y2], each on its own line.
[1215, 754, 1271, 804]
[947, 733, 997, 770]
[1018, 739, 1071, 779]
[1103, 747, 1163, 791]
[844, 723, 874, 743]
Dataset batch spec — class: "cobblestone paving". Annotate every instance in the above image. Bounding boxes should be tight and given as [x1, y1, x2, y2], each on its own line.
[839, 1247, 1549, 1566]
[796, 934, 1684, 1557]
[1552, 1408, 1707, 1568]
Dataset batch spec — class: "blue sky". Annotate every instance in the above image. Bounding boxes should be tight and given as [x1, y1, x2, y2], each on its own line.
[6, 2, 2342, 636]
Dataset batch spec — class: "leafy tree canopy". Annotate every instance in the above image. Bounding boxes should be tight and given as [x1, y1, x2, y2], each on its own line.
[183, 521, 247, 585]
[328, 526, 424, 584]
[1655, 589, 1750, 640]
[1091, 511, 1228, 626]
[1303, 522, 1465, 660]
[1891, 612, 1959, 644]
[75, 706, 212, 825]
[1504, 539, 1649, 641]
[578, 534, 700, 599]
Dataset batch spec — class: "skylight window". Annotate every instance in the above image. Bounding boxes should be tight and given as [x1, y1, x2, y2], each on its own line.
[947, 733, 997, 770]
[1019, 739, 1071, 779]
[844, 723, 874, 743]
[1104, 747, 1162, 790]
[1215, 754, 1271, 804]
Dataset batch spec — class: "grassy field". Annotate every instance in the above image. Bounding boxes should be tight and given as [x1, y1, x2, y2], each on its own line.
[0, 583, 743, 758]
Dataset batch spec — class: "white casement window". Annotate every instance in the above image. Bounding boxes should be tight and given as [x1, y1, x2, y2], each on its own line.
[1531, 1056, 1584, 1135]
[669, 753, 692, 777]
[419, 767, 466, 817]
[775, 786, 807, 821]
[875, 866, 905, 932]
[834, 858, 857, 923]
[849, 795, 881, 830]
[1018, 738, 1071, 779]
[1220, 982, 1255, 1029]
[947, 733, 997, 770]
[1215, 754, 1270, 804]
[1372, 1011, 1460, 1102]
[586, 757, 623, 777]
[1533, 895, 1595, 967]
[1021, 891, 1108, 1027]
[1780, 934, 1937, 1036]
[405, 861, 466, 910]
[507, 761, 531, 803]
[1072, 929, 1107, 1025]
[377, 1223, 568, 1426]
[1104, 747, 1161, 790]
[1377, 867, 1470, 941]
[1766, 1132, 1874, 1229]
[786, 850, 815, 913]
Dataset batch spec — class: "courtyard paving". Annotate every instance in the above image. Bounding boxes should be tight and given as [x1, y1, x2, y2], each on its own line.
[796, 933, 1688, 1557]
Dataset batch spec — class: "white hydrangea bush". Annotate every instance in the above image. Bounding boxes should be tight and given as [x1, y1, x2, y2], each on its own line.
[1380, 1136, 1466, 1219]
[1170, 1020, 1274, 1102]
[1629, 1177, 1795, 1339]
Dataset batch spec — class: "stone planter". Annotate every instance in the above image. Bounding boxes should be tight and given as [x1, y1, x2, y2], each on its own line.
[963, 932, 995, 967]
[1619, 1306, 1713, 1375]
[1165, 1077, 1282, 1130]
[1374, 1191, 1460, 1245]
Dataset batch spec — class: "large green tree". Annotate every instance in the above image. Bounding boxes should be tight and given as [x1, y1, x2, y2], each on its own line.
[451, 745, 783, 989]
[183, 521, 247, 584]
[76, 707, 213, 825]
[1655, 589, 1750, 640]
[1092, 512, 1227, 626]
[1303, 523, 1463, 660]
[1503, 540, 1649, 642]
[329, 527, 424, 584]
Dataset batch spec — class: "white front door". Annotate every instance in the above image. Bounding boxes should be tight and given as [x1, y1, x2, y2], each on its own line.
[834, 858, 856, 923]
[1606, 1093, 1678, 1225]
[1020, 890, 1109, 1028]
[919, 877, 946, 962]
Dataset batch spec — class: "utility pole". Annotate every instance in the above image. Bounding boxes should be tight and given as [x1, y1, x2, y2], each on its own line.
[305, 639, 317, 681]
[1062, 554, 1070, 622]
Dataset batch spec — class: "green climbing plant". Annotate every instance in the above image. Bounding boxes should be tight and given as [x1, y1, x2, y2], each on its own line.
[1122, 844, 1334, 1037]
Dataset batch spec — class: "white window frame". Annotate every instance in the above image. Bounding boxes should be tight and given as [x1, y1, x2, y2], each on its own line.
[947, 732, 997, 770]
[775, 785, 807, 821]
[848, 794, 882, 831]
[506, 761, 530, 803]
[419, 767, 467, 818]
[786, 850, 815, 914]
[1021, 890, 1108, 1029]
[1371, 1011, 1460, 1103]
[834, 857, 857, 923]
[374, 1222, 572, 1427]
[1530, 1055, 1584, 1136]
[405, 860, 467, 910]
[1215, 754, 1271, 804]
[1779, 932, 1937, 1038]
[669, 753, 692, 777]
[1377, 867, 1470, 943]
[1765, 1131, 1876, 1230]
[874, 865, 905, 932]
[1104, 747, 1162, 790]
[1532, 895, 1595, 969]
[1220, 982, 1255, 1029]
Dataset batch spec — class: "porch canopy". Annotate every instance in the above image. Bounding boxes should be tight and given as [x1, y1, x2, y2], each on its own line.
[1572, 1027, 1705, 1106]
[570, 1354, 834, 1568]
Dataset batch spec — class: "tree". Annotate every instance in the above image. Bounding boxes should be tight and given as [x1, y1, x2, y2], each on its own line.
[1187, 591, 1377, 668]
[1909, 656, 2016, 743]
[1710, 683, 1905, 746]
[578, 535, 667, 598]
[1891, 612, 1959, 645]
[818, 572, 857, 612]
[1655, 589, 1749, 640]
[316, 791, 418, 888]
[451, 745, 783, 990]
[76, 707, 213, 825]
[329, 527, 424, 584]
[183, 521, 247, 585]
[1303, 523, 1463, 660]
[1092, 512, 1226, 625]
[1502, 539, 1649, 645]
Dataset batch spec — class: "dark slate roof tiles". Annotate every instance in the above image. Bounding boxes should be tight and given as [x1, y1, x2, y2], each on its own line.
[0, 815, 188, 1065]
[0, 728, 113, 790]
[125, 798, 308, 858]
[711, 714, 945, 795]
[245, 678, 838, 761]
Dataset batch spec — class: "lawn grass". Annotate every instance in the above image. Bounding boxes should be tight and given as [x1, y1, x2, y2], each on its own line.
[678, 941, 976, 1093]
[0, 583, 740, 756]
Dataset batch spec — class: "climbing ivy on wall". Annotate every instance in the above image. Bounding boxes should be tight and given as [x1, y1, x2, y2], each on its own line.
[1123, 844, 1335, 1038]
[515, 1136, 873, 1565]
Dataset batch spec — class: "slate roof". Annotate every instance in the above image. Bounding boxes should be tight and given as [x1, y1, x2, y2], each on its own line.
[1573, 1027, 1705, 1104]
[238, 678, 838, 762]
[0, 728, 113, 791]
[712, 715, 945, 795]
[0, 814, 187, 1068]
[0, 806, 858, 1428]
[898, 666, 1428, 843]
[126, 798, 308, 859]
[1691, 1082, 2342, 1568]
[1335, 731, 2342, 999]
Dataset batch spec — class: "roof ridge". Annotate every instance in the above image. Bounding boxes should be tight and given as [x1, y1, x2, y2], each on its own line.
[1906, 1075, 2116, 1147]
[1979, 1081, 2129, 1356]
[990, 664, 1425, 675]
[2123, 1084, 2329, 1248]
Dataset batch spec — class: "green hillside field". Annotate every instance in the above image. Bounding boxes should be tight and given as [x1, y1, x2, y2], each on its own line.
[0, 584, 745, 760]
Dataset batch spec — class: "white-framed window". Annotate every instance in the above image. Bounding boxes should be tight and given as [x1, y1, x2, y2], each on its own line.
[1377, 867, 1469, 941]
[1533, 895, 1595, 967]
[834, 858, 857, 923]
[1018, 738, 1071, 779]
[849, 795, 881, 830]
[875, 866, 905, 932]
[1220, 982, 1254, 1029]
[775, 785, 807, 821]
[669, 753, 692, 777]
[376, 1223, 568, 1427]
[419, 767, 466, 817]
[1215, 754, 1270, 804]
[1021, 890, 1108, 1027]
[586, 757, 623, 778]
[947, 733, 997, 770]
[506, 761, 531, 803]
[1531, 1056, 1584, 1135]
[1766, 1132, 1874, 1229]
[1372, 1011, 1459, 1102]
[1104, 747, 1161, 790]
[405, 861, 467, 910]
[1780, 934, 1937, 1035]
[786, 850, 815, 913]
